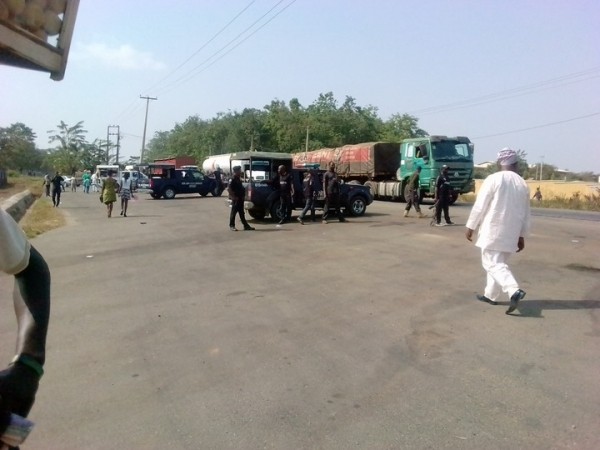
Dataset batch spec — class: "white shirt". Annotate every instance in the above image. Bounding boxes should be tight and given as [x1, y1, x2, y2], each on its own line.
[0, 208, 31, 275]
[121, 178, 132, 190]
[466, 170, 531, 253]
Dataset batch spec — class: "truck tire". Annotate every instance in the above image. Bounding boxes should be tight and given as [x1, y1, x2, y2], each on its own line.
[248, 209, 266, 220]
[269, 199, 284, 222]
[399, 180, 407, 202]
[211, 187, 223, 197]
[163, 187, 176, 199]
[347, 195, 367, 216]
[449, 192, 459, 205]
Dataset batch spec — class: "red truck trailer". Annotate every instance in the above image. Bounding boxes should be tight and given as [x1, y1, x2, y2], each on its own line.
[153, 156, 197, 169]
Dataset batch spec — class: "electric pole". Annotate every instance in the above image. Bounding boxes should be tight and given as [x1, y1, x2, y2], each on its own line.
[140, 95, 157, 163]
[107, 125, 120, 164]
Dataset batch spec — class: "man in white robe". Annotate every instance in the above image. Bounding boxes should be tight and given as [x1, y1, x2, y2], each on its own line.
[465, 148, 531, 314]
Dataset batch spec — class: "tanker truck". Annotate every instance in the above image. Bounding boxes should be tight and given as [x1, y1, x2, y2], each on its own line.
[292, 136, 475, 204]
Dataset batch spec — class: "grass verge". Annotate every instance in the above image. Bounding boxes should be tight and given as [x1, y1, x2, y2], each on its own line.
[1, 175, 65, 238]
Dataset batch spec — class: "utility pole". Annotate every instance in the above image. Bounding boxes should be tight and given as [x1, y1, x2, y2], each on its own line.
[305, 126, 309, 157]
[539, 155, 544, 181]
[140, 95, 157, 163]
[107, 125, 120, 164]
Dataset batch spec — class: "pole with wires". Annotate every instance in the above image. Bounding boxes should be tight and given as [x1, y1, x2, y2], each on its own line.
[140, 95, 157, 163]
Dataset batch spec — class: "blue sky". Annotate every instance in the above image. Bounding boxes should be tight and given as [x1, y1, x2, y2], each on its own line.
[2, 0, 599, 173]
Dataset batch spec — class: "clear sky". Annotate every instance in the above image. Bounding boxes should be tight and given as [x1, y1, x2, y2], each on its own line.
[2, 0, 599, 173]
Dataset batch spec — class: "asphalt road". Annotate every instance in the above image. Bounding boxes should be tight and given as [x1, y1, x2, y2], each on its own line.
[1, 190, 599, 450]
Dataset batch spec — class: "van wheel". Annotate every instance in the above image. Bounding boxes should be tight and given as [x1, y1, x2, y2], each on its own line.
[163, 187, 176, 199]
[270, 199, 284, 222]
[348, 196, 367, 216]
[248, 210, 266, 220]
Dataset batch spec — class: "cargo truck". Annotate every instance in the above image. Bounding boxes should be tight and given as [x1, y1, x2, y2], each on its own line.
[153, 156, 197, 168]
[292, 136, 475, 204]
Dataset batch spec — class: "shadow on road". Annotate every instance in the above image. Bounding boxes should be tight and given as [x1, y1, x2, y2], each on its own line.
[513, 299, 600, 318]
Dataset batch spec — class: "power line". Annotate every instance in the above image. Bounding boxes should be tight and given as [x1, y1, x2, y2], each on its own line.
[144, 0, 256, 94]
[156, 0, 295, 95]
[410, 66, 600, 115]
[474, 111, 600, 139]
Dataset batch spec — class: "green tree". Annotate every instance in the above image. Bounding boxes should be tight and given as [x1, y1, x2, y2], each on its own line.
[47, 121, 88, 174]
[0, 122, 41, 171]
[380, 113, 427, 142]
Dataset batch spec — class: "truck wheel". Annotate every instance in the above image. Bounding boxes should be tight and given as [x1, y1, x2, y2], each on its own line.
[269, 199, 284, 222]
[348, 195, 367, 216]
[211, 188, 223, 197]
[248, 210, 266, 220]
[449, 192, 459, 205]
[163, 187, 176, 199]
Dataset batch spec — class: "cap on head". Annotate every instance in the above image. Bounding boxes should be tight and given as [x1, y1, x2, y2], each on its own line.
[233, 165, 242, 173]
[416, 166, 422, 172]
[442, 165, 449, 171]
[497, 147, 518, 166]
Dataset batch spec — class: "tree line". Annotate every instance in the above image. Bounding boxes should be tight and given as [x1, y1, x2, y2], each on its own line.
[1, 92, 597, 182]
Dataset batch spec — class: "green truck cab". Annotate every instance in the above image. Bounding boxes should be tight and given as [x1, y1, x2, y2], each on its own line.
[399, 136, 474, 204]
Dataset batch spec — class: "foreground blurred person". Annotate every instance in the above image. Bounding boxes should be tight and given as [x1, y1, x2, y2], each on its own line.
[0, 209, 51, 449]
[465, 148, 531, 315]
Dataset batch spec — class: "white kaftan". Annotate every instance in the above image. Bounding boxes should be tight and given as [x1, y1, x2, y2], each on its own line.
[466, 171, 530, 252]
[466, 171, 531, 301]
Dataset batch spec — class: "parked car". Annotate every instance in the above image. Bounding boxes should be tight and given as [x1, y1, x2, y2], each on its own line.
[148, 165, 219, 199]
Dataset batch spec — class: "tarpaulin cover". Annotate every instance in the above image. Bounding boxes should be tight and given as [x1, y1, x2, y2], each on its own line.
[293, 142, 400, 179]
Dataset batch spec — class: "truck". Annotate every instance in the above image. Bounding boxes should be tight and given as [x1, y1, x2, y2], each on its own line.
[224, 151, 373, 222]
[153, 156, 197, 169]
[147, 164, 220, 199]
[292, 136, 475, 204]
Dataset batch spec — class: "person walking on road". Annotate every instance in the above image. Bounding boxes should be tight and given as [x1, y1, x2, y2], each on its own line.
[322, 161, 345, 224]
[50, 171, 64, 207]
[273, 165, 294, 225]
[70, 172, 77, 192]
[42, 174, 51, 197]
[228, 166, 255, 231]
[0, 208, 51, 449]
[119, 171, 134, 217]
[100, 170, 119, 218]
[465, 147, 531, 315]
[297, 170, 319, 224]
[82, 170, 91, 194]
[433, 165, 453, 226]
[404, 166, 424, 218]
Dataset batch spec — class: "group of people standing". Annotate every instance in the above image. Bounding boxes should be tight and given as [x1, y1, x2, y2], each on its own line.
[227, 161, 347, 231]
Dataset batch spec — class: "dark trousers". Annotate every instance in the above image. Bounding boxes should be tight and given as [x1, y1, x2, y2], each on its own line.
[435, 200, 451, 224]
[45, 184, 50, 196]
[323, 194, 343, 221]
[299, 196, 315, 220]
[52, 187, 61, 206]
[229, 200, 249, 228]
[280, 194, 292, 221]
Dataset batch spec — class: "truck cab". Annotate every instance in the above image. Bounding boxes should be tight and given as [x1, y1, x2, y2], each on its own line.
[399, 136, 474, 203]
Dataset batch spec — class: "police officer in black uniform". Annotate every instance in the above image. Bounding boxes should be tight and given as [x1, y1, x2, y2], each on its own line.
[434, 165, 454, 226]
[228, 166, 254, 231]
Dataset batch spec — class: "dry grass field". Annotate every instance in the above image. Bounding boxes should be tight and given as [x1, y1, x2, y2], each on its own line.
[469, 179, 600, 211]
